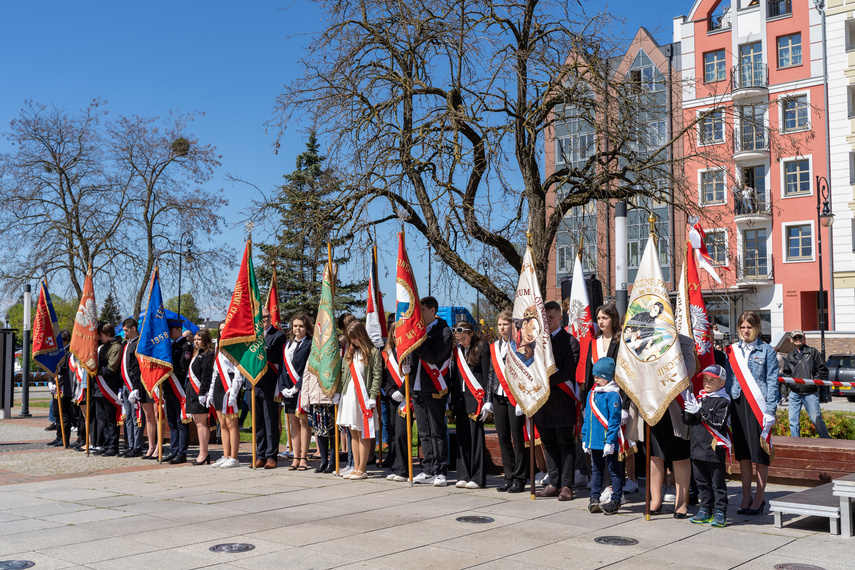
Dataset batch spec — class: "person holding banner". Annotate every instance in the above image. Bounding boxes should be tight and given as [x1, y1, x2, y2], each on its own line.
[119, 319, 144, 458]
[185, 330, 215, 465]
[725, 311, 779, 516]
[163, 320, 192, 464]
[335, 321, 382, 480]
[255, 309, 287, 469]
[281, 314, 313, 471]
[381, 323, 409, 482]
[209, 321, 243, 468]
[487, 310, 526, 493]
[47, 331, 73, 447]
[449, 320, 491, 489]
[92, 323, 124, 456]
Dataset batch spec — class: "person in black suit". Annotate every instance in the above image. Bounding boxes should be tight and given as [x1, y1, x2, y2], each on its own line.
[47, 331, 74, 447]
[410, 296, 453, 487]
[163, 320, 192, 463]
[280, 313, 313, 471]
[93, 322, 124, 456]
[534, 301, 580, 501]
[255, 308, 287, 469]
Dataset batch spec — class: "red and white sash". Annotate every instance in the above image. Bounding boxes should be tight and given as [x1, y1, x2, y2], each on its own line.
[349, 356, 375, 435]
[214, 353, 237, 416]
[456, 345, 484, 416]
[726, 344, 773, 454]
[382, 349, 404, 389]
[490, 340, 516, 407]
[187, 355, 214, 413]
[697, 390, 733, 465]
[588, 384, 632, 458]
[121, 342, 142, 427]
[69, 354, 87, 404]
[167, 372, 191, 423]
[420, 359, 450, 397]
[284, 342, 307, 415]
[95, 374, 124, 425]
[557, 345, 582, 438]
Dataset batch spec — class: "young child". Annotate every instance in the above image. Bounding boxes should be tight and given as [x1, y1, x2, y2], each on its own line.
[682, 364, 731, 528]
[581, 357, 623, 515]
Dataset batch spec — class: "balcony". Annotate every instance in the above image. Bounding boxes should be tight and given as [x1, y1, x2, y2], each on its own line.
[737, 254, 774, 286]
[709, 9, 732, 33]
[733, 128, 770, 162]
[731, 63, 768, 102]
[734, 193, 772, 223]
[767, 0, 792, 19]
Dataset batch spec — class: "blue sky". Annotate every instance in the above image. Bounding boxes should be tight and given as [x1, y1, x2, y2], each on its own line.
[0, 1, 679, 318]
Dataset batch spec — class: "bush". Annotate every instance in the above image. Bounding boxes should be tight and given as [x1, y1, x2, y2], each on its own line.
[771, 409, 855, 440]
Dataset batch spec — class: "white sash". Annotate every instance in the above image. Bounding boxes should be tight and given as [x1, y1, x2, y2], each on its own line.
[187, 355, 202, 395]
[456, 345, 484, 416]
[727, 344, 772, 454]
[284, 341, 302, 387]
[168, 372, 191, 423]
[95, 374, 124, 425]
[420, 358, 450, 397]
[120, 341, 141, 426]
[349, 355, 375, 435]
[383, 349, 403, 389]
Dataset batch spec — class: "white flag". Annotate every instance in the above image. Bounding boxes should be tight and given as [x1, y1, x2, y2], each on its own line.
[505, 247, 554, 416]
[615, 235, 690, 425]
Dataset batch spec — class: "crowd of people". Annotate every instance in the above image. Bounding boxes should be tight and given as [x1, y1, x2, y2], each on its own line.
[43, 298, 807, 528]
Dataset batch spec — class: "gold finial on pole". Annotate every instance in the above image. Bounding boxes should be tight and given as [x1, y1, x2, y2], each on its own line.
[526, 231, 532, 247]
[648, 213, 658, 246]
[578, 234, 585, 257]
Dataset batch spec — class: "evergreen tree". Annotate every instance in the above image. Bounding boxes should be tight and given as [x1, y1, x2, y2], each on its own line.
[258, 131, 364, 320]
[165, 293, 201, 324]
[99, 292, 123, 325]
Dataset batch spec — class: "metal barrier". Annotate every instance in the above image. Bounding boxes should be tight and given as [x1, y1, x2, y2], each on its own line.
[0, 329, 15, 419]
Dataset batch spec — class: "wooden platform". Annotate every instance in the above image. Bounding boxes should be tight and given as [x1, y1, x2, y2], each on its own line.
[727, 436, 855, 487]
[770, 482, 841, 535]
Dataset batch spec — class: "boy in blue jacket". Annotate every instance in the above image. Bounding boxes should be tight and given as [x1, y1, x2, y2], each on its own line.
[581, 357, 623, 515]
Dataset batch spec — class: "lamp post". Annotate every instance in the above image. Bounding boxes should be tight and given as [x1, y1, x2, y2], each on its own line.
[815, 176, 835, 360]
[176, 231, 194, 321]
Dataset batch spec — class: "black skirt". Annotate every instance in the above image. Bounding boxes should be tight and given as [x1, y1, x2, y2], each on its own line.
[185, 388, 209, 416]
[212, 371, 227, 410]
[649, 409, 690, 462]
[731, 394, 771, 465]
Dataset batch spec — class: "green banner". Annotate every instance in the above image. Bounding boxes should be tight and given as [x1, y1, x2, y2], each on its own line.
[306, 262, 341, 396]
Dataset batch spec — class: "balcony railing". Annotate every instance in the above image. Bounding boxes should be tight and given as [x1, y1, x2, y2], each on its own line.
[734, 192, 772, 217]
[709, 8, 732, 32]
[768, 0, 792, 18]
[734, 128, 769, 154]
[732, 63, 768, 91]
[738, 254, 774, 282]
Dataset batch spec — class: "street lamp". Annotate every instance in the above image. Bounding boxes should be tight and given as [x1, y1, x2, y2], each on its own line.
[176, 231, 194, 321]
[815, 175, 834, 360]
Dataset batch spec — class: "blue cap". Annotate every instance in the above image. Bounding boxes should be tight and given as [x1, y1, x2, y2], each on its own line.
[592, 357, 616, 383]
[702, 364, 726, 381]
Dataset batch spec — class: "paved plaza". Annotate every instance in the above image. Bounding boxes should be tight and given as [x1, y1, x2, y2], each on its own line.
[1, 402, 852, 569]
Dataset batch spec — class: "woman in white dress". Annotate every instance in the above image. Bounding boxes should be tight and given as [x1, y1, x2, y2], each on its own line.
[334, 321, 382, 480]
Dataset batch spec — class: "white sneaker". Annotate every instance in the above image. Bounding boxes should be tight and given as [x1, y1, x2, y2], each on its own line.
[387, 473, 398, 481]
[624, 479, 639, 494]
[340, 466, 354, 478]
[433, 474, 447, 487]
[211, 456, 227, 468]
[663, 485, 676, 503]
[574, 470, 589, 487]
[600, 486, 613, 504]
[455, 480, 468, 488]
[220, 457, 240, 469]
[389, 474, 407, 482]
[413, 472, 434, 484]
[278, 450, 293, 458]
[465, 481, 481, 489]
[535, 471, 548, 485]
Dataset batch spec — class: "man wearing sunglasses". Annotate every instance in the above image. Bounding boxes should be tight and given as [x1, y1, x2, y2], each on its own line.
[781, 330, 830, 438]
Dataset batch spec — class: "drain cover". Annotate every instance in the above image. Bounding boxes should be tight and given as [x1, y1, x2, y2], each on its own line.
[209, 543, 255, 553]
[774, 565, 826, 570]
[0, 562, 36, 569]
[594, 536, 639, 546]
[456, 516, 495, 524]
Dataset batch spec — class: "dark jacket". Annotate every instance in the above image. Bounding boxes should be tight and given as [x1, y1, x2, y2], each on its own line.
[450, 342, 489, 417]
[381, 348, 403, 396]
[256, 326, 287, 398]
[482, 339, 512, 404]
[56, 357, 73, 397]
[782, 345, 828, 395]
[533, 328, 580, 429]
[279, 337, 312, 392]
[681, 395, 730, 463]
[94, 337, 123, 397]
[185, 350, 215, 414]
[411, 317, 453, 396]
[123, 336, 142, 393]
[171, 336, 193, 384]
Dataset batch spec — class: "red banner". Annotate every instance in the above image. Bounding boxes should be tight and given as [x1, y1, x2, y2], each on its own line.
[69, 272, 98, 376]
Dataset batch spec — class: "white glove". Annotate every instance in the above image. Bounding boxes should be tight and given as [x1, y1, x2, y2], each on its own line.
[514, 404, 525, 417]
[228, 389, 239, 410]
[391, 390, 404, 403]
[684, 398, 701, 414]
[367, 399, 376, 411]
[282, 387, 298, 398]
[198, 395, 207, 408]
[582, 443, 590, 454]
[401, 356, 412, 375]
[602, 443, 615, 456]
[620, 409, 628, 426]
[331, 393, 341, 405]
[763, 413, 776, 429]
[49, 382, 57, 395]
[478, 402, 493, 422]
[128, 390, 140, 404]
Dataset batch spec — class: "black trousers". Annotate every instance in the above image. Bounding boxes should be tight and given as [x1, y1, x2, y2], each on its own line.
[94, 397, 120, 453]
[76, 397, 96, 446]
[164, 389, 189, 456]
[538, 424, 576, 489]
[412, 392, 448, 476]
[692, 458, 728, 513]
[381, 393, 397, 468]
[390, 407, 410, 477]
[493, 394, 526, 485]
[254, 387, 280, 461]
[54, 397, 72, 443]
[455, 413, 486, 487]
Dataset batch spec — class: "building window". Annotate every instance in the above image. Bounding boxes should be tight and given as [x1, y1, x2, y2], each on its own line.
[556, 201, 597, 277]
[554, 105, 595, 168]
[627, 197, 670, 283]
[847, 19, 855, 52]
[777, 33, 802, 68]
[784, 159, 810, 196]
[557, 245, 572, 273]
[743, 228, 768, 278]
[700, 110, 724, 144]
[706, 229, 729, 266]
[701, 170, 726, 205]
[704, 50, 727, 82]
[786, 224, 812, 260]
[782, 96, 808, 131]
[767, 0, 791, 18]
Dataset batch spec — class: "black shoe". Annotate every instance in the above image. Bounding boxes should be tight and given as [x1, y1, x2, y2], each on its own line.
[507, 481, 525, 494]
[191, 454, 211, 466]
[497, 482, 511, 492]
[162, 453, 178, 463]
[169, 455, 187, 465]
[315, 462, 328, 473]
[744, 500, 766, 516]
[588, 498, 602, 513]
[53, 439, 66, 447]
[116, 450, 127, 457]
[45, 423, 57, 431]
[91, 448, 105, 456]
[47, 438, 62, 447]
[102, 449, 118, 457]
[324, 464, 335, 473]
[602, 499, 621, 515]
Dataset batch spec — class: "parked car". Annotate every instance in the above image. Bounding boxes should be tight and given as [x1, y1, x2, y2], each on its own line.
[826, 354, 855, 402]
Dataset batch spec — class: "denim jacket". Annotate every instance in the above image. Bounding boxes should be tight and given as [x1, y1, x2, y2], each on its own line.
[724, 340, 779, 416]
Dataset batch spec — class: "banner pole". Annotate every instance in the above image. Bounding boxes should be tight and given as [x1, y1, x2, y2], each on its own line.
[158, 392, 163, 463]
[645, 423, 651, 521]
[56, 386, 67, 448]
[529, 417, 536, 500]
[405, 372, 413, 486]
[334, 405, 340, 475]
[251, 388, 257, 469]
[376, 393, 383, 466]
[85, 376, 91, 457]
[283, 407, 291, 456]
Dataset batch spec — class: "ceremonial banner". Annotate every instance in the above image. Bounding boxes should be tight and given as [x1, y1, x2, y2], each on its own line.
[69, 271, 98, 376]
[32, 281, 66, 377]
[676, 237, 715, 394]
[265, 269, 281, 330]
[505, 247, 553, 416]
[306, 261, 342, 396]
[366, 247, 387, 348]
[689, 220, 727, 283]
[220, 240, 268, 385]
[136, 268, 173, 396]
[615, 235, 690, 425]
[393, 232, 426, 366]
[567, 252, 596, 386]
